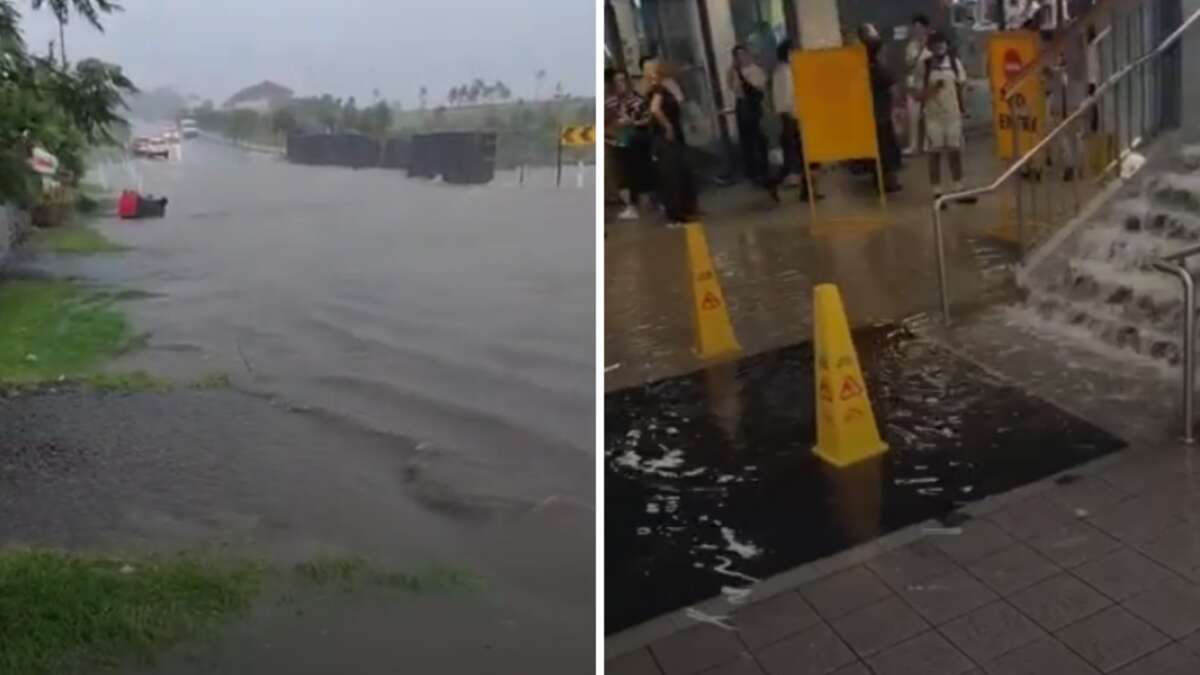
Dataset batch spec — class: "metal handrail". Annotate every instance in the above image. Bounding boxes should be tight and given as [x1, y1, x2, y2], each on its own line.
[933, 5, 1200, 322]
[1153, 244, 1200, 443]
[999, 0, 1119, 103]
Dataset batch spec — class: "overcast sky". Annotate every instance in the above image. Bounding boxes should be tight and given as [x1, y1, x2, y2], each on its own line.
[18, 0, 595, 104]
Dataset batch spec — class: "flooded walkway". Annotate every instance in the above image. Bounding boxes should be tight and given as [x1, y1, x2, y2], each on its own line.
[605, 139, 1016, 390]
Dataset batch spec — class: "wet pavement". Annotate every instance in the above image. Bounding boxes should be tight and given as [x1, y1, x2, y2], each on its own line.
[1, 138, 594, 672]
[605, 326, 1124, 634]
[605, 138, 1017, 390]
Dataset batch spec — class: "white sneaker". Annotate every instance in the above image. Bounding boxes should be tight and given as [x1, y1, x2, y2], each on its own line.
[617, 206, 638, 221]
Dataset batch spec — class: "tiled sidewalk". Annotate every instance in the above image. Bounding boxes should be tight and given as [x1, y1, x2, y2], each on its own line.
[607, 446, 1200, 675]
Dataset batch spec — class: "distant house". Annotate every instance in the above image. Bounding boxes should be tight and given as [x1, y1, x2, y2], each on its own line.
[224, 81, 294, 112]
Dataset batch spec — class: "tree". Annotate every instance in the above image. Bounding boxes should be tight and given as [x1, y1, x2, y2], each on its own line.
[30, 0, 121, 66]
[270, 107, 297, 137]
[341, 96, 358, 131]
[494, 80, 511, 102]
[447, 86, 458, 107]
[227, 108, 258, 143]
[418, 85, 427, 111]
[534, 68, 546, 100]
[361, 101, 391, 140]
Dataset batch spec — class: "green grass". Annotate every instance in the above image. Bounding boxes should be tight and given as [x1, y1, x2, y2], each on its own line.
[31, 225, 127, 254]
[0, 550, 479, 674]
[0, 550, 264, 675]
[83, 370, 172, 393]
[0, 281, 130, 385]
[293, 556, 479, 593]
[187, 372, 232, 390]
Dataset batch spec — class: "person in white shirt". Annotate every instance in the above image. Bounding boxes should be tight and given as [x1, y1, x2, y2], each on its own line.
[904, 14, 932, 155]
[727, 45, 773, 196]
[770, 40, 819, 201]
[921, 32, 975, 203]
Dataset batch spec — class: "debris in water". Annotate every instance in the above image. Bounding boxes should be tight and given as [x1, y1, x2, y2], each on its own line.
[605, 363, 622, 373]
[1074, 508, 1089, 518]
[721, 586, 753, 605]
[895, 477, 940, 486]
[636, 527, 651, 536]
[922, 526, 963, 536]
[720, 527, 762, 560]
[683, 607, 735, 630]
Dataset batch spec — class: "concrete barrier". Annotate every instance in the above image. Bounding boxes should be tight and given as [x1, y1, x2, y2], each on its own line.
[286, 130, 497, 184]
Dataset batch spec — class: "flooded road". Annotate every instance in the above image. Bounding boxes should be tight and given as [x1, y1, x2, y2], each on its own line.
[3, 138, 595, 671]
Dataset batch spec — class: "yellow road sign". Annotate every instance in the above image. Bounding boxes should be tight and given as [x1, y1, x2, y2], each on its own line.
[560, 125, 595, 147]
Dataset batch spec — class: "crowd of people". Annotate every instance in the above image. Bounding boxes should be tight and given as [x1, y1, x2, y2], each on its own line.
[604, 14, 995, 227]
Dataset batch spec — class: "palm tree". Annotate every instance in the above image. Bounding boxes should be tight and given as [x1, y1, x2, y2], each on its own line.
[447, 86, 458, 107]
[534, 69, 546, 101]
[418, 85, 428, 111]
[30, 0, 121, 67]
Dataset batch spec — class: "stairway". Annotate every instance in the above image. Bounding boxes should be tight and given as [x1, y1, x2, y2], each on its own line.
[1017, 149, 1200, 367]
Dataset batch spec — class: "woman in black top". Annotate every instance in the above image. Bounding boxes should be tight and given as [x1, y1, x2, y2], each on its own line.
[860, 24, 903, 193]
[646, 60, 699, 225]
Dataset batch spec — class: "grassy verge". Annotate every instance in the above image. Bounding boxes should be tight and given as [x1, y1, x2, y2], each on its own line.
[30, 225, 127, 254]
[0, 551, 264, 675]
[293, 556, 479, 593]
[0, 550, 478, 675]
[0, 280, 130, 385]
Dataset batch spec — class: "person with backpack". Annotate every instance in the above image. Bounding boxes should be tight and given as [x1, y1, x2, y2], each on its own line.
[920, 32, 976, 204]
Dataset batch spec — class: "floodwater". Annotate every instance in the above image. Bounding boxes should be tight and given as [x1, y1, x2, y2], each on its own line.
[3, 137, 595, 671]
[605, 327, 1124, 633]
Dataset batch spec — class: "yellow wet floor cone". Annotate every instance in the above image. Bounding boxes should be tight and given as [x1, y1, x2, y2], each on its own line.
[684, 223, 741, 360]
[811, 284, 888, 467]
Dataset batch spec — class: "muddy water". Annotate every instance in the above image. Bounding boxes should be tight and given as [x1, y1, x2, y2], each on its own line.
[10, 139, 595, 670]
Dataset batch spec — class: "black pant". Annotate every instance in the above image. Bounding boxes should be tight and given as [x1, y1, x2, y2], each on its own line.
[736, 107, 769, 182]
[876, 118, 902, 181]
[653, 136, 698, 222]
[777, 113, 812, 196]
[615, 136, 654, 203]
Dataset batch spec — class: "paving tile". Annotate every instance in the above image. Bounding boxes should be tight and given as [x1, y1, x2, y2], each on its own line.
[1112, 643, 1200, 675]
[1055, 606, 1169, 673]
[941, 601, 1045, 662]
[863, 631, 976, 675]
[1074, 548, 1176, 602]
[754, 622, 856, 675]
[652, 624, 748, 675]
[1122, 577, 1200, 639]
[1028, 520, 1122, 569]
[830, 596, 928, 657]
[610, 648, 665, 675]
[1179, 629, 1200, 658]
[990, 495, 1076, 540]
[1086, 498, 1181, 546]
[1048, 477, 1129, 515]
[867, 541, 959, 589]
[895, 566, 997, 625]
[983, 635, 1100, 675]
[1136, 522, 1200, 581]
[1009, 573, 1112, 632]
[697, 654, 768, 675]
[734, 591, 822, 651]
[967, 544, 1061, 596]
[930, 519, 1016, 565]
[799, 566, 893, 620]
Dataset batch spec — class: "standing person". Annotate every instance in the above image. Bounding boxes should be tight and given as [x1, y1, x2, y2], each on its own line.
[921, 32, 976, 203]
[860, 24, 902, 193]
[727, 45, 773, 193]
[904, 15, 932, 155]
[770, 40, 820, 201]
[645, 60, 699, 226]
[605, 68, 653, 220]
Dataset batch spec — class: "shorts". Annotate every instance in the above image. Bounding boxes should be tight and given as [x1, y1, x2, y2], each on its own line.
[924, 115, 963, 151]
